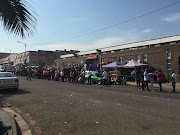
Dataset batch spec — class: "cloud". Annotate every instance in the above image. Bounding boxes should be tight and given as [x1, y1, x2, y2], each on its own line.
[162, 13, 180, 22]
[142, 29, 152, 33]
[35, 42, 87, 51]
[35, 35, 141, 52]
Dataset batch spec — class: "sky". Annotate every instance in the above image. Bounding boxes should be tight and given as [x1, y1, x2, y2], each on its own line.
[1, 0, 180, 53]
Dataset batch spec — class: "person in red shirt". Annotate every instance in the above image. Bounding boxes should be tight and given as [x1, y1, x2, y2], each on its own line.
[157, 69, 163, 91]
[47, 70, 50, 80]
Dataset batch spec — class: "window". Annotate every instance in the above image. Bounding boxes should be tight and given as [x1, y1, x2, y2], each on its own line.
[154, 44, 161, 47]
[137, 54, 141, 63]
[119, 56, 122, 62]
[142, 54, 147, 63]
[114, 57, 117, 61]
[166, 49, 171, 70]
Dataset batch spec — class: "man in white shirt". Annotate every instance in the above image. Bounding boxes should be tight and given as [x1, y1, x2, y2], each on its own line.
[171, 71, 177, 92]
[143, 69, 149, 91]
[60, 70, 64, 82]
[88, 70, 92, 85]
[102, 69, 108, 86]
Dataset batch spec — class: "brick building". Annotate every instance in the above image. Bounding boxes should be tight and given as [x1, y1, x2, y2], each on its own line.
[55, 35, 180, 82]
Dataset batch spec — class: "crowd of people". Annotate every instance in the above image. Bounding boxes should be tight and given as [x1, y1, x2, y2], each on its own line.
[135, 69, 177, 92]
[14, 66, 177, 92]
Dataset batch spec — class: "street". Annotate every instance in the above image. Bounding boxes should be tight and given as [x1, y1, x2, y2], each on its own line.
[1, 76, 180, 135]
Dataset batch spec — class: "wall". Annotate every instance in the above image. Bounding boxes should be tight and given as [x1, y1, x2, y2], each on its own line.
[55, 43, 180, 82]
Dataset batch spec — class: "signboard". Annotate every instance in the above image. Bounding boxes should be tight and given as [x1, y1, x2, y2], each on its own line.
[87, 55, 97, 60]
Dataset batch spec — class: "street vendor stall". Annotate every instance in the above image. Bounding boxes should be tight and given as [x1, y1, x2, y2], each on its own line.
[118, 59, 148, 82]
[121, 59, 148, 68]
[102, 61, 125, 84]
[103, 61, 125, 68]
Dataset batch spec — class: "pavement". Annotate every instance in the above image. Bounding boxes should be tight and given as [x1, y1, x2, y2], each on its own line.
[0, 104, 15, 135]
[0, 81, 179, 135]
[127, 81, 180, 92]
[0, 104, 31, 135]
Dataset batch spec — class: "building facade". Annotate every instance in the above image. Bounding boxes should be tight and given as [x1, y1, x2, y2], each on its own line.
[0, 53, 15, 66]
[55, 35, 180, 82]
[14, 51, 38, 66]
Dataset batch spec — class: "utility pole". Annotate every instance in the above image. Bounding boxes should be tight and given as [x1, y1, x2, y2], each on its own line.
[17, 41, 27, 65]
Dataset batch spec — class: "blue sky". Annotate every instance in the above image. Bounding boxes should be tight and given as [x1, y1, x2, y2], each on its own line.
[1, 0, 180, 53]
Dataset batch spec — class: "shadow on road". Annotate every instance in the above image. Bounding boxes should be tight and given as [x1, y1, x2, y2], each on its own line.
[0, 89, 31, 95]
[0, 89, 31, 106]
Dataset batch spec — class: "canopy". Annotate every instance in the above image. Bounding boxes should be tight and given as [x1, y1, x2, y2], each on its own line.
[120, 59, 147, 68]
[47, 67, 55, 70]
[103, 61, 125, 68]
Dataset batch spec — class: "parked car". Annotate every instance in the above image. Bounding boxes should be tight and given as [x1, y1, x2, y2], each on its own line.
[85, 71, 103, 84]
[0, 72, 19, 91]
[0, 66, 6, 72]
[5, 67, 14, 72]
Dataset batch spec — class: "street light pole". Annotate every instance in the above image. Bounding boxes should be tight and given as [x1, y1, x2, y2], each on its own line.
[96, 49, 102, 72]
[17, 41, 27, 65]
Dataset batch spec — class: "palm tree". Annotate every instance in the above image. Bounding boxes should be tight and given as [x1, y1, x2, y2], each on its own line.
[0, 0, 36, 38]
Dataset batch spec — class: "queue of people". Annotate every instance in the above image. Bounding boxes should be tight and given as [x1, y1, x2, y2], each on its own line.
[135, 69, 177, 92]
[15, 66, 177, 92]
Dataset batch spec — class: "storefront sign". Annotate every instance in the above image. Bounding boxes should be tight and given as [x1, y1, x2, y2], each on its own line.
[87, 55, 97, 60]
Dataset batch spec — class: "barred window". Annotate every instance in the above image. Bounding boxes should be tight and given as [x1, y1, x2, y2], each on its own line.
[137, 54, 141, 63]
[119, 56, 122, 62]
[142, 54, 147, 63]
[166, 49, 171, 70]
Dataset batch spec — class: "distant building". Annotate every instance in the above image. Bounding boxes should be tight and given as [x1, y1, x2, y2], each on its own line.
[0, 53, 15, 66]
[0, 49, 80, 67]
[55, 35, 180, 82]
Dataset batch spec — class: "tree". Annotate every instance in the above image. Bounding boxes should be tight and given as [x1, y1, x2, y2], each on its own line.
[36, 57, 46, 66]
[0, 0, 36, 38]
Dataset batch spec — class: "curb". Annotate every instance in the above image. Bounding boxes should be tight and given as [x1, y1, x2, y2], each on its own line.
[0, 109, 16, 135]
[2, 106, 32, 135]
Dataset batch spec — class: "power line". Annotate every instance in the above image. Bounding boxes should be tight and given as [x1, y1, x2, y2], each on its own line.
[59, 1, 180, 42]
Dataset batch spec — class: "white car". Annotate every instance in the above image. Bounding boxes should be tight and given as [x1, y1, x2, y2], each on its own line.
[0, 66, 6, 72]
[0, 72, 19, 91]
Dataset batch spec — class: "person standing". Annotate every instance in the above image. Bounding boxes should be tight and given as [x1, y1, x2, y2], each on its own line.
[70, 70, 74, 83]
[66, 72, 70, 82]
[47, 70, 50, 80]
[55, 69, 59, 81]
[102, 69, 108, 86]
[80, 70, 85, 84]
[157, 69, 163, 92]
[88, 70, 92, 85]
[135, 70, 141, 89]
[43, 69, 47, 79]
[60, 70, 64, 82]
[171, 71, 177, 92]
[27, 68, 32, 81]
[149, 72, 154, 91]
[143, 69, 149, 91]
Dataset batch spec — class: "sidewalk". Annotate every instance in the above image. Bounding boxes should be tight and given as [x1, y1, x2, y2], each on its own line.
[127, 81, 180, 92]
[0, 104, 32, 135]
[0, 106, 15, 135]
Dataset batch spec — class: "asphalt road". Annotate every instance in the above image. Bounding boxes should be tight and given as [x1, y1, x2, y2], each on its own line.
[1, 76, 180, 135]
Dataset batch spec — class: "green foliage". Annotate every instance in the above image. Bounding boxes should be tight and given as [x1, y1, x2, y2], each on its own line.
[36, 57, 46, 66]
[0, 0, 36, 38]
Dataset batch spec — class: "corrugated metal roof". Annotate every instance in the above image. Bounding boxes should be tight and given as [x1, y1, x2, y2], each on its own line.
[60, 35, 180, 59]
